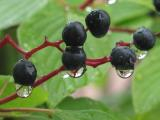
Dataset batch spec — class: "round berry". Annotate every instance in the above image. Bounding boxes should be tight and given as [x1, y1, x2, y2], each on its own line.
[62, 47, 86, 70]
[85, 9, 110, 38]
[13, 59, 37, 86]
[110, 46, 136, 70]
[62, 22, 87, 46]
[153, 0, 160, 12]
[133, 27, 156, 51]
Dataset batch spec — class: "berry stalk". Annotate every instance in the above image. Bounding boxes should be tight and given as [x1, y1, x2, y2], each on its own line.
[79, 0, 94, 10]
[0, 107, 54, 115]
[0, 66, 65, 105]
[0, 35, 64, 60]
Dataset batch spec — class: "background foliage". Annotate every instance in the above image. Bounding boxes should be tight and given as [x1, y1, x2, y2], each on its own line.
[0, 0, 160, 119]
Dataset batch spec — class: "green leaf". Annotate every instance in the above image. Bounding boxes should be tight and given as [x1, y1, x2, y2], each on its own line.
[0, 0, 48, 30]
[123, 0, 154, 9]
[0, 76, 48, 108]
[132, 42, 160, 114]
[103, 1, 151, 24]
[56, 97, 109, 111]
[53, 110, 123, 120]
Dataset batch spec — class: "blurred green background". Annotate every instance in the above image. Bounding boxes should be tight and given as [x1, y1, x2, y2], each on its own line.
[0, 0, 160, 119]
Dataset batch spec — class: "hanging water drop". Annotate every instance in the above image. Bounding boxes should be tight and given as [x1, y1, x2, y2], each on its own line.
[116, 69, 134, 79]
[106, 0, 117, 5]
[67, 67, 87, 78]
[136, 50, 148, 60]
[15, 84, 32, 98]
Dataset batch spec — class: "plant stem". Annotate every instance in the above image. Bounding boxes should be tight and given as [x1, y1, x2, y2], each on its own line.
[86, 57, 111, 68]
[0, 35, 64, 60]
[0, 108, 54, 115]
[0, 66, 65, 105]
[79, 0, 94, 10]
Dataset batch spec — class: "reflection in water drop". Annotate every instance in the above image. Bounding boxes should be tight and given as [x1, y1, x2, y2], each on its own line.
[15, 84, 32, 98]
[106, 0, 117, 5]
[136, 50, 148, 60]
[116, 69, 134, 79]
[67, 67, 87, 78]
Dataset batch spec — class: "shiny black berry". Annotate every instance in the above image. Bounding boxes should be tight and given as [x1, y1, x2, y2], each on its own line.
[85, 9, 110, 38]
[110, 46, 136, 70]
[13, 59, 37, 86]
[153, 0, 160, 12]
[133, 27, 156, 51]
[62, 22, 87, 46]
[62, 47, 86, 70]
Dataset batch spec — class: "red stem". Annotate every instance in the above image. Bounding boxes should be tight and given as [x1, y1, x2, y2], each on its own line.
[0, 35, 64, 60]
[79, 0, 94, 10]
[0, 66, 65, 105]
[116, 41, 132, 47]
[109, 27, 136, 34]
[0, 35, 26, 54]
[86, 56, 111, 68]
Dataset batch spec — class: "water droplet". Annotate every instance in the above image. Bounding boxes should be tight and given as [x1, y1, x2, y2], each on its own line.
[106, 0, 117, 5]
[136, 50, 148, 60]
[15, 84, 32, 98]
[67, 67, 87, 78]
[116, 69, 134, 79]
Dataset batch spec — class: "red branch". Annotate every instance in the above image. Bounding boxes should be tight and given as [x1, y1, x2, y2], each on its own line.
[0, 35, 113, 105]
[0, 66, 65, 105]
[0, 35, 64, 59]
[116, 41, 132, 47]
[110, 27, 160, 38]
[86, 56, 111, 68]
[79, 0, 94, 10]
[110, 27, 136, 34]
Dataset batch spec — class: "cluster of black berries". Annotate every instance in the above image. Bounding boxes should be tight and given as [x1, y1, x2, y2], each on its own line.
[110, 27, 156, 78]
[12, 7, 157, 89]
[61, 9, 111, 75]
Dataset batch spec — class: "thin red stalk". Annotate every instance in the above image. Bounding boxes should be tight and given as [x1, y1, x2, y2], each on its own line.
[79, 0, 94, 10]
[110, 27, 160, 38]
[24, 38, 64, 59]
[109, 27, 136, 34]
[0, 66, 65, 105]
[0, 35, 64, 60]
[0, 35, 26, 54]
[86, 56, 111, 68]
[116, 41, 132, 47]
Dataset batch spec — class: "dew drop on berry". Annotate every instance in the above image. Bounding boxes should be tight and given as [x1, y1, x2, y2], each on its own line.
[15, 84, 32, 98]
[116, 69, 134, 79]
[106, 0, 117, 4]
[67, 67, 87, 78]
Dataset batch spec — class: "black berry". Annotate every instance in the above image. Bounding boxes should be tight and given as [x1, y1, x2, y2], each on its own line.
[133, 27, 156, 51]
[153, 0, 160, 12]
[110, 46, 136, 70]
[62, 22, 87, 46]
[85, 9, 110, 38]
[62, 47, 86, 70]
[13, 59, 37, 86]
